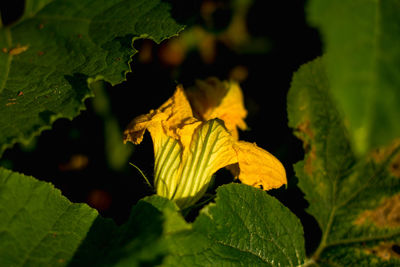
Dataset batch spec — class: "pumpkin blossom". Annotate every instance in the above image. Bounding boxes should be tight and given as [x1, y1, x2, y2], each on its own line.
[124, 78, 286, 209]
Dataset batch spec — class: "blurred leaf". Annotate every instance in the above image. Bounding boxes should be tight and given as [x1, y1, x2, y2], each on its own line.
[162, 183, 305, 266]
[104, 118, 134, 170]
[307, 0, 400, 156]
[91, 81, 133, 171]
[288, 57, 400, 266]
[0, 167, 98, 266]
[0, 0, 184, 156]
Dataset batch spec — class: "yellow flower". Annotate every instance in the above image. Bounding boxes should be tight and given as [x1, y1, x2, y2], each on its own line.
[124, 79, 286, 209]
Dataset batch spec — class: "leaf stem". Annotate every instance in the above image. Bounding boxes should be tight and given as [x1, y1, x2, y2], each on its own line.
[312, 206, 336, 261]
[129, 162, 153, 190]
[324, 232, 400, 248]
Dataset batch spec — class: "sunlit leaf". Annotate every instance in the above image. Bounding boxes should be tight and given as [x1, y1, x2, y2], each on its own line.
[163, 183, 305, 266]
[0, 168, 182, 266]
[307, 0, 400, 155]
[0, 167, 98, 266]
[288, 57, 400, 266]
[0, 0, 184, 156]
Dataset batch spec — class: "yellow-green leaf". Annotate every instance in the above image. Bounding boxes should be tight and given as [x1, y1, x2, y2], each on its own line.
[288, 57, 400, 266]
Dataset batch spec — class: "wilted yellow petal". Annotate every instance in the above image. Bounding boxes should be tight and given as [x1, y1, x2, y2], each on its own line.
[123, 85, 196, 146]
[233, 141, 287, 190]
[158, 85, 197, 140]
[187, 77, 247, 139]
[123, 111, 157, 144]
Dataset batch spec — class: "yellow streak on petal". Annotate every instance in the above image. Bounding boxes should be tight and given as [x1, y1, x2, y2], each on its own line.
[233, 141, 287, 190]
[187, 77, 247, 139]
[174, 119, 237, 208]
[154, 135, 181, 199]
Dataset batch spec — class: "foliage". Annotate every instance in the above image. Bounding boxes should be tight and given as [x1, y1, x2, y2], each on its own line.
[0, 167, 98, 266]
[0, 0, 183, 156]
[307, 0, 400, 156]
[162, 184, 305, 266]
[0, 168, 305, 266]
[288, 57, 400, 266]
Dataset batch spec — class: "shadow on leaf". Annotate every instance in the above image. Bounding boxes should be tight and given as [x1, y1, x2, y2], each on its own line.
[69, 201, 166, 266]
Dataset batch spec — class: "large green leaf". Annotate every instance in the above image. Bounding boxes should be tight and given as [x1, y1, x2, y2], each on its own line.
[307, 0, 400, 156]
[0, 168, 181, 266]
[162, 183, 305, 266]
[0, 167, 98, 266]
[288, 57, 400, 266]
[0, 0, 184, 156]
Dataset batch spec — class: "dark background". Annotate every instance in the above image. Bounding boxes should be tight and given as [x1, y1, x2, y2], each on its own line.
[1, 0, 322, 254]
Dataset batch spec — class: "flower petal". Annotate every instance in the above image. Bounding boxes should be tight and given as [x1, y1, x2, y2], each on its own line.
[173, 119, 237, 208]
[159, 85, 198, 142]
[153, 134, 182, 198]
[233, 141, 287, 190]
[123, 85, 196, 145]
[152, 119, 202, 201]
[187, 78, 247, 139]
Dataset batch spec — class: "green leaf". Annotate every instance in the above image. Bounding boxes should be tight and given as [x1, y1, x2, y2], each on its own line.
[91, 80, 134, 171]
[70, 195, 193, 267]
[0, 167, 98, 266]
[307, 0, 400, 155]
[163, 183, 305, 266]
[0, 168, 179, 266]
[0, 0, 184, 156]
[142, 195, 191, 235]
[288, 57, 400, 266]
[70, 196, 172, 267]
